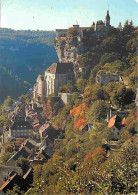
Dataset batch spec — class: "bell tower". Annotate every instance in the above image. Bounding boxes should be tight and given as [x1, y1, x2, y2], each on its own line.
[105, 10, 110, 28]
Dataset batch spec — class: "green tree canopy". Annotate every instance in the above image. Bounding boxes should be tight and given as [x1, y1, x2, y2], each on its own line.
[86, 100, 108, 123]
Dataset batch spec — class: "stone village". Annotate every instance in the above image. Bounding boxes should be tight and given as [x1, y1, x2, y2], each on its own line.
[0, 10, 134, 193]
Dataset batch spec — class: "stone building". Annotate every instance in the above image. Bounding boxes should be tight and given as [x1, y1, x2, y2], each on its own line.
[44, 62, 74, 96]
[108, 115, 123, 140]
[39, 123, 62, 141]
[55, 10, 111, 38]
[55, 29, 67, 37]
[9, 121, 33, 138]
[58, 92, 73, 105]
[33, 75, 46, 101]
[33, 62, 74, 100]
[95, 20, 105, 32]
[105, 10, 111, 29]
[96, 73, 122, 86]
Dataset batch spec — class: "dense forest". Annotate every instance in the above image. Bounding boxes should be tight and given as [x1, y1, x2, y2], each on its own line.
[0, 28, 58, 103]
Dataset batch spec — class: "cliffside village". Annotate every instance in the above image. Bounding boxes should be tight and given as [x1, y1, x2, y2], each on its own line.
[0, 10, 132, 193]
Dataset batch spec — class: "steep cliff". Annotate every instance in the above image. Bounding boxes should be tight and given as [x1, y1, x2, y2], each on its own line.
[54, 36, 90, 77]
[54, 36, 85, 63]
[54, 32, 102, 78]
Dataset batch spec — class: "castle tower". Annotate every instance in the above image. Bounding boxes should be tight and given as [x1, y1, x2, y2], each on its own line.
[105, 10, 110, 28]
[92, 22, 95, 30]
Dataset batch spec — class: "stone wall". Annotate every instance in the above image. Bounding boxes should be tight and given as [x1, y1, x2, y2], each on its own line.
[45, 72, 55, 96]
[58, 92, 72, 105]
[96, 74, 120, 86]
[55, 29, 67, 37]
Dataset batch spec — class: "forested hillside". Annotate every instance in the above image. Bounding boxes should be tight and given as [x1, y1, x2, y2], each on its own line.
[0, 22, 137, 195]
[26, 22, 137, 194]
[0, 28, 58, 103]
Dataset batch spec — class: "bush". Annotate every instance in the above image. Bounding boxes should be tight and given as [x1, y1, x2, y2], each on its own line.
[67, 27, 79, 37]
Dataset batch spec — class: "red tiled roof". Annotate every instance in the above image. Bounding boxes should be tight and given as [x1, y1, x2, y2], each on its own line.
[122, 117, 126, 125]
[108, 115, 122, 129]
[0, 174, 16, 191]
[39, 124, 50, 133]
[33, 123, 41, 128]
[108, 115, 117, 128]
[23, 168, 32, 179]
[0, 181, 5, 188]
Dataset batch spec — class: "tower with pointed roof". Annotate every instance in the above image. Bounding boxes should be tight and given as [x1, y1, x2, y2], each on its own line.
[105, 10, 110, 28]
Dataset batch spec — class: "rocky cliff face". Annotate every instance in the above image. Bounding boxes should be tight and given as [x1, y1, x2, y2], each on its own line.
[54, 36, 89, 76]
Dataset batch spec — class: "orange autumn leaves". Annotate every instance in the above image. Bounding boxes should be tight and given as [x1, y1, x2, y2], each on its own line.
[70, 104, 88, 130]
[85, 147, 107, 164]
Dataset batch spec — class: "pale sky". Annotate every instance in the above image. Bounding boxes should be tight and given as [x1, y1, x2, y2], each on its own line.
[1, 0, 138, 30]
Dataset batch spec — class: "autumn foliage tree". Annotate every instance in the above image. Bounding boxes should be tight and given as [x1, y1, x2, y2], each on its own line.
[70, 104, 88, 130]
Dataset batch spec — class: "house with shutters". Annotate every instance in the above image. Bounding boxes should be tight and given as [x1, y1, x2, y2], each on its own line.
[9, 121, 33, 139]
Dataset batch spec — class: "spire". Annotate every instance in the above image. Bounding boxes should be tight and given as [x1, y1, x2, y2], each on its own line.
[106, 10, 110, 19]
[105, 10, 110, 28]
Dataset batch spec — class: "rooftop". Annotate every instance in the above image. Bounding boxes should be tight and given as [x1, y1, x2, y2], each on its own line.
[11, 121, 33, 130]
[39, 124, 51, 133]
[45, 62, 74, 74]
[108, 115, 122, 130]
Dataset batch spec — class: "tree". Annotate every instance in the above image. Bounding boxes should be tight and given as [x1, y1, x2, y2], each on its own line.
[59, 80, 76, 93]
[110, 84, 135, 107]
[3, 96, 13, 108]
[126, 38, 136, 52]
[16, 157, 30, 174]
[91, 147, 106, 165]
[107, 60, 125, 74]
[6, 185, 24, 195]
[123, 20, 135, 34]
[86, 100, 107, 123]
[124, 20, 129, 26]
[1, 152, 11, 164]
[70, 104, 88, 130]
[76, 79, 87, 93]
[118, 22, 122, 30]
[100, 52, 120, 66]
[83, 84, 105, 105]
[120, 112, 136, 141]
[67, 27, 79, 37]
[101, 36, 122, 53]
[101, 139, 137, 194]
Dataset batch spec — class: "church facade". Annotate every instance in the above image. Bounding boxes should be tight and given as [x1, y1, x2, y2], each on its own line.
[33, 62, 74, 101]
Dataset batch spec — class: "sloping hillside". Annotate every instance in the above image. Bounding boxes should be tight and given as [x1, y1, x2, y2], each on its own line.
[0, 28, 58, 102]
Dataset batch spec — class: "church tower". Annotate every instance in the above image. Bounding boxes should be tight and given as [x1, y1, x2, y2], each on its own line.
[105, 10, 110, 28]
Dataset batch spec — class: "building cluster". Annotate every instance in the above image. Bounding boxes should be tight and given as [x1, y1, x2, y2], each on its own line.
[6, 140, 50, 167]
[0, 168, 33, 194]
[0, 132, 64, 193]
[55, 10, 111, 38]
